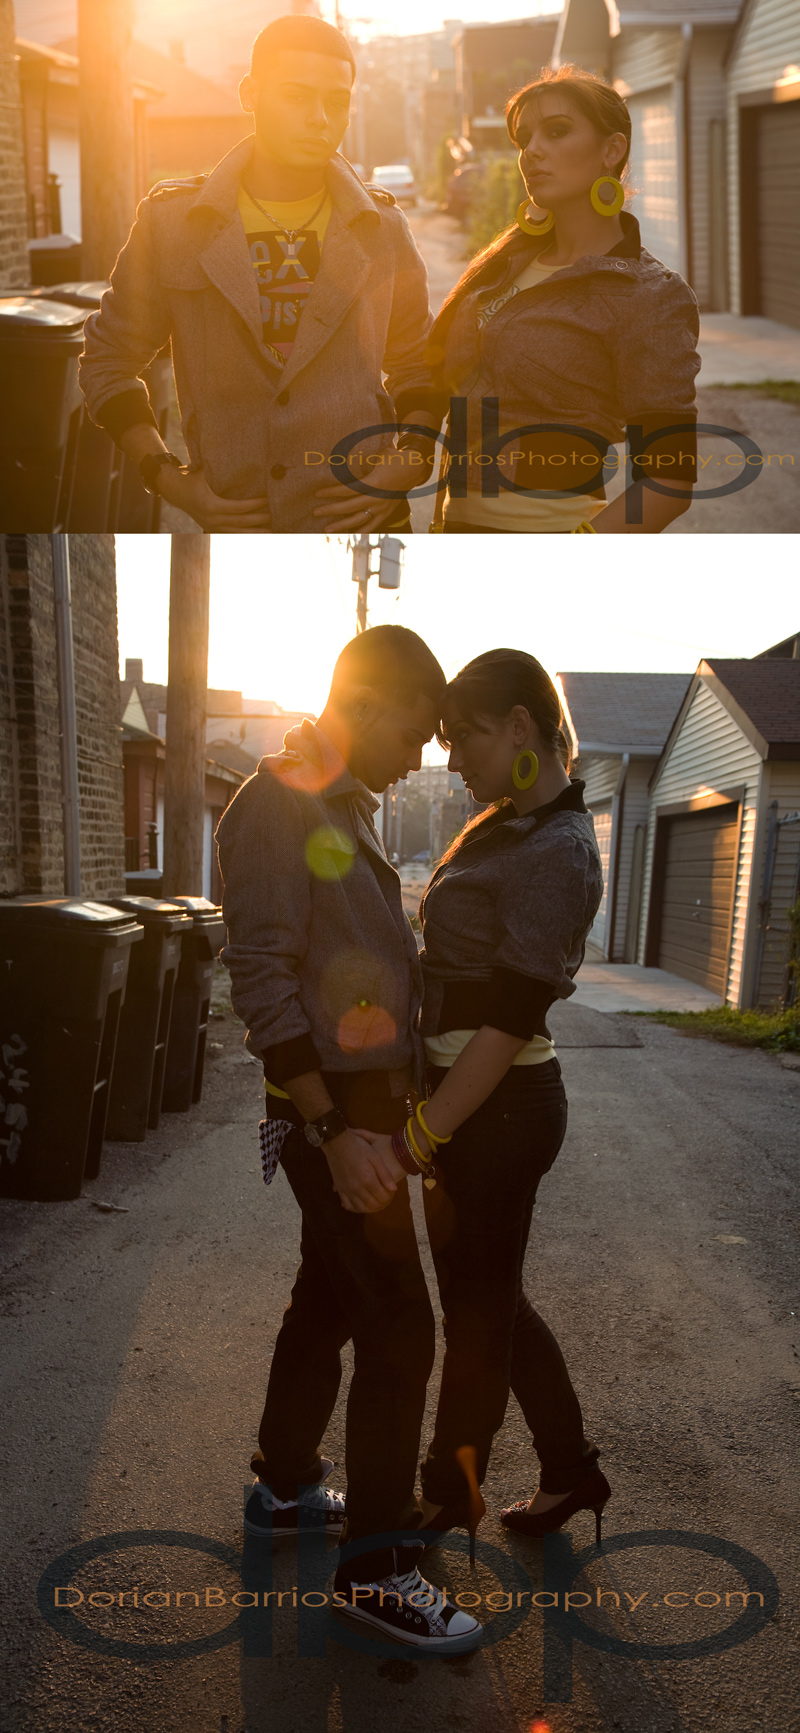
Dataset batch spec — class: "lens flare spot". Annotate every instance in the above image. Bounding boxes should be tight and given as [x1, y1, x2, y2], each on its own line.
[337, 1002, 397, 1053]
[305, 826, 357, 882]
[529, 1722, 553, 1733]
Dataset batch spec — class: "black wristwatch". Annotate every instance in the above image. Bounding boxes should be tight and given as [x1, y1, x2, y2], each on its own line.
[140, 450, 183, 496]
[303, 1107, 348, 1148]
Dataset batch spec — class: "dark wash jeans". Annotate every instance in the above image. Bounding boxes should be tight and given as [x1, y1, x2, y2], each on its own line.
[420, 1058, 599, 1503]
[256, 1125, 434, 1565]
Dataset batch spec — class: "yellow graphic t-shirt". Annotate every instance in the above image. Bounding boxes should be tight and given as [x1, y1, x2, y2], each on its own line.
[237, 183, 332, 369]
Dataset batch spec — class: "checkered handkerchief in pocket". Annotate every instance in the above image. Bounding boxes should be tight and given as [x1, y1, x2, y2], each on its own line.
[258, 1117, 296, 1186]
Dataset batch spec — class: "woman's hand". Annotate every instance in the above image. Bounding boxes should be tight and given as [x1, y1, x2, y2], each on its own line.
[356, 1130, 414, 1180]
[324, 1128, 402, 1214]
[313, 446, 432, 532]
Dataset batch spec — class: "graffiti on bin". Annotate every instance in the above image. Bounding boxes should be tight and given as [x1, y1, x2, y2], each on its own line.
[0, 1035, 30, 1166]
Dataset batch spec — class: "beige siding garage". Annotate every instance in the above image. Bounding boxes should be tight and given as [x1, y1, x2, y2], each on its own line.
[589, 803, 613, 950]
[639, 680, 762, 1002]
[626, 86, 682, 270]
[750, 761, 800, 1008]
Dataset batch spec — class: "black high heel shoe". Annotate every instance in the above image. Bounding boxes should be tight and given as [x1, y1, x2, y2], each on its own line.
[500, 1465, 611, 1547]
[418, 1447, 486, 1567]
[418, 1494, 486, 1566]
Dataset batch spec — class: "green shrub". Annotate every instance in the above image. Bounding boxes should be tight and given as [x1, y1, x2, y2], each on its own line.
[626, 1004, 800, 1052]
[467, 154, 524, 253]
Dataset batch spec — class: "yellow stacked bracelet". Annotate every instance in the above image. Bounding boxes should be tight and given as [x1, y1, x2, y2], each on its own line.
[570, 521, 597, 534]
[415, 1101, 452, 1149]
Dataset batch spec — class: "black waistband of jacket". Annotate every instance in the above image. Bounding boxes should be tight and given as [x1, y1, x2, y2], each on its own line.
[436, 970, 557, 1043]
[265, 1066, 416, 1136]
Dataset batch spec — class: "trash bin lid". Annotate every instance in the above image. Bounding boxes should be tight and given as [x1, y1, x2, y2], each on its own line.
[0, 296, 87, 335]
[108, 896, 191, 931]
[28, 281, 108, 309]
[163, 896, 223, 921]
[0, 898, 143, 943]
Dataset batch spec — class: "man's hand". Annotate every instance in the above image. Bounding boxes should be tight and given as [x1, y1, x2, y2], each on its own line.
[324, 1127, 405, 1213]
[313, 445, 433, 532]
[158, 464, 272, 531]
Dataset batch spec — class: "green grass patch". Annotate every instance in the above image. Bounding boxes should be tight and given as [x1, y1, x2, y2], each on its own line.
[716, 379, 800, 406]
[625, 1004, 800, 1051]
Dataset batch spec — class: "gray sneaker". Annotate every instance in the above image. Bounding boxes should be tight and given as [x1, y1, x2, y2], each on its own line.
[333, 1560, 482, 1654]
[244, 1459, 345, 1538]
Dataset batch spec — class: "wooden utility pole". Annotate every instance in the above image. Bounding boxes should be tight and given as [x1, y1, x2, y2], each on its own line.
[162, 536, 210, 898]
[78, 0, 136, 279]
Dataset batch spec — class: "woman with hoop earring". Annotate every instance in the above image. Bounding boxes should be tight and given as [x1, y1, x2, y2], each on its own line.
[360, 650, 611, 1555]
[426, 66, 701, 534]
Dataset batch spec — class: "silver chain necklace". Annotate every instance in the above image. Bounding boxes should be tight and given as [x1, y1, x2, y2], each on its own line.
[243, 182, 328, 246]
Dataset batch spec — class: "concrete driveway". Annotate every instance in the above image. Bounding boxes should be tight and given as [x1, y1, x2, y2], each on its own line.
[1, 971, 798, 1733]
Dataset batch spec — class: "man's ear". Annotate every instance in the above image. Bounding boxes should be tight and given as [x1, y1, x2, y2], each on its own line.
[239, 74, 256, 115]
[351, 685, 376, 726]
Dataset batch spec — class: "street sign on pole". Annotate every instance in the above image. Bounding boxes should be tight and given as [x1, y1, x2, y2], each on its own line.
[349, 533, 405, 632]
[378, 537, 403, 589]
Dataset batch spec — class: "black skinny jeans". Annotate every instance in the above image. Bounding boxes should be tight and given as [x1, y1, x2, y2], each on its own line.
[420, 1058, 599, 1503]
[256, 1127, 434, 1555]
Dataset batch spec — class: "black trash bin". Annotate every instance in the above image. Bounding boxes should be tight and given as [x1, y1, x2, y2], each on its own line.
[0, 900, 143, 1201]
[26, 282, 175, 532]
[104, 898, 192, 1143]
[161, 898, 227, 1114]
[0, 296, 85, 529]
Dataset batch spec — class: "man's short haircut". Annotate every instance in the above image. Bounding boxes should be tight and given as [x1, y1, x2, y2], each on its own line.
[250, 15, 356, 81]
[330, 625, 446, 710]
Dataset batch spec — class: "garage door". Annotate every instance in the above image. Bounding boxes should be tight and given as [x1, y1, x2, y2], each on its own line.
[757, 101, 800, 329]
[589, 804, 613, 951]
[627, 87, 681, 272]
[657, 804, 739, 993]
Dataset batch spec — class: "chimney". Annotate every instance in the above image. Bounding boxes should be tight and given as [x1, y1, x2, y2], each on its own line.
[125, 657, 144, 682]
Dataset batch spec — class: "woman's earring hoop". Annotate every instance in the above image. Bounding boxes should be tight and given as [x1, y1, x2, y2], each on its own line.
[512, 750, 539, 791]
[590, 175, 625, 217]
[516, 198, 554, 236]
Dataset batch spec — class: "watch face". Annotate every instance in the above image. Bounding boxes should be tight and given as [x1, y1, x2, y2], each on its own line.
[303, 1123, 324, 1147]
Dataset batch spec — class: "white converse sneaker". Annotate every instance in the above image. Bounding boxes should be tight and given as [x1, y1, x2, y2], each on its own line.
[334, 1560, 482, 1654]
[244, 1459, 345, 1538]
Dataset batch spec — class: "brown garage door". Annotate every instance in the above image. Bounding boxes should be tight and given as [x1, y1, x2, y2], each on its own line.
[657, 804, 739, 993]
[757, 101, 800, 329]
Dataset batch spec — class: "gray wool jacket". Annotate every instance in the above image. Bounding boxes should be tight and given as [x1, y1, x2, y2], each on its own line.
[78, 138, 435, 532]
[419, 780, 604, 1041]
[427, 209, 701, 498]
[215, 720, 423, 1084]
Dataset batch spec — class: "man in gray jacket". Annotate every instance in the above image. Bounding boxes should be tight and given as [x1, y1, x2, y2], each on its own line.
[79, 14, 440, 533]
[216, 625, 481, 1654]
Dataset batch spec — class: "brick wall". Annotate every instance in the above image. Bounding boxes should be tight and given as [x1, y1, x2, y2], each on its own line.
[0, 1, 30, 287]
[0, 534, 125, 900]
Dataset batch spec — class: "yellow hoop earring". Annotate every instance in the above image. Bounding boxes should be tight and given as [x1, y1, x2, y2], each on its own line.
[590, 175, 625, 217]
[516, 198, 554, 236]
[512, 750, 539, 791]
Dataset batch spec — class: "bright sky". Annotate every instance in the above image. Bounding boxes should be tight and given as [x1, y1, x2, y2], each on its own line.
[115, 534, 799, 756]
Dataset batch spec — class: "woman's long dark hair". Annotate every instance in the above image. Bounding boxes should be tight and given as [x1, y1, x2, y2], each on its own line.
[428, 66, 633, 369]
[434, 649, 572, 866]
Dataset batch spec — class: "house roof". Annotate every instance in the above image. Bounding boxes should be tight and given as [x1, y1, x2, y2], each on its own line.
[205, 739, 260, 778]
[557, 670, 691, 755]
[56, 35, 244, 117]
[17, 36, 161, 100]
[617, 0, 740, 21]
[700, 658, 800, 758]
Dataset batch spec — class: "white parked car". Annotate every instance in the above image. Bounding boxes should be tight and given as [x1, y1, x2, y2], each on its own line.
[371, 163, 417, 206]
